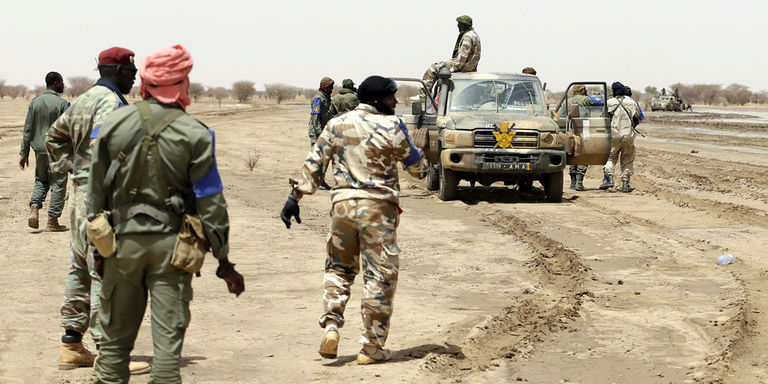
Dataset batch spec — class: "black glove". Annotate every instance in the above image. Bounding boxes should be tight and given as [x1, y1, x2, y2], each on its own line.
[280, 196, 301, 229]
[216, 262, 245, 297]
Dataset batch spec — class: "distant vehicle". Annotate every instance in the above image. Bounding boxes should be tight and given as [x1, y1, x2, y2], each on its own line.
[651, 95, 683, 111]
[395, 70, 611, 202]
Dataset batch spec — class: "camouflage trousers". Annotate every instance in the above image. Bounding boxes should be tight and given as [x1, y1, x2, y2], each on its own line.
[568, 165, 588, 176]
[29, 151, 68, 218]
[603, 137, 635, 181]
[60, 180, 102, 342]
[319, 199, 400, 349]
[422, 61, 447, 95]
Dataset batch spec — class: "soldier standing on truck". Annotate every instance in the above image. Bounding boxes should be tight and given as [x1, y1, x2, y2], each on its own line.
[47, 47, 150, 374]
[281, 76, 428, 365]
[422, 15, 481, 94]
[599, 82, 641, 193]
[19, 71, 69, 231]
[309, 76, 334, 190]
[330, 78, 359, 116]
[88, 44, 244, 384]
[558, 84, 594, 191]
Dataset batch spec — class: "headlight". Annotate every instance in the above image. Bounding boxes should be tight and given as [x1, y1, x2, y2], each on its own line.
[539, 132, 562, 148]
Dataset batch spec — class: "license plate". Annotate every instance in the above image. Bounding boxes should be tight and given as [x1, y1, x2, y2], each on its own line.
[481, 162, 531, 171]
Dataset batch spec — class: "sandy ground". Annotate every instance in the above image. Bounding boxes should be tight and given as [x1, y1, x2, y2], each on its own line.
[1, 97, 768, 383]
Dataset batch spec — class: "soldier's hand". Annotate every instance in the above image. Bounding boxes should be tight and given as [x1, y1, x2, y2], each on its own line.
[216, 261, 245, 297]
[19, 157, 28, 170]
[280, 196, 301, 229]
[93, 251, 105, 279]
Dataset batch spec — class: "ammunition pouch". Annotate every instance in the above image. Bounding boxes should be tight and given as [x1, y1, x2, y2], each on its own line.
[86, 212, 117, 258]
[171, 214, 210, 274]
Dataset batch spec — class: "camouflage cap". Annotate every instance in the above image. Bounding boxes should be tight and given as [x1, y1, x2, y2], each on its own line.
[522, 67, 537, 75]
[342, 79, 355, 89]
[456, 15, 473, 26]
[573, 84, 586, 95]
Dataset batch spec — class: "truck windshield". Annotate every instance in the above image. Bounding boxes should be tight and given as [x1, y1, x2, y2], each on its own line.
[449, 79, 545, 115]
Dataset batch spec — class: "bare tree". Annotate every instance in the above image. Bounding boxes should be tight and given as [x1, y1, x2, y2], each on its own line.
[213, 87, 229, 108]
[33, 85, 47, 96]
[6, 85, 28, 99]
[189, 82, 205, 102]
[67, 76, 95, 97]
[723, 83, 751, 105]
[300, 88, 316, 99]
[264, 83, 299, 104]
[232, 81, 256, 103]
[0, 79, 5, 99]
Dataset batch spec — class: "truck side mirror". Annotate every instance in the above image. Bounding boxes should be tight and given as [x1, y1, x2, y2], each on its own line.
[411, 100, 423, 115]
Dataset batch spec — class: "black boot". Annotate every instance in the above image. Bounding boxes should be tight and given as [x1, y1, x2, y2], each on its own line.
[599, 174, 614, 190]
[575, 174, 585, 191]
[569, 174, 576, 189]
[61, 329, 83, 343]
[621, 180, 634, 193]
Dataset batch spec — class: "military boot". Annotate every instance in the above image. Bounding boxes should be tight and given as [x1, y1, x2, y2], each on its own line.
[621, 180, 635, 193]
[599, 174, 614, 190]
[92, 352, 152, 375]
[28, 204, 40, 229]
[575, 174, 585, 191]
[46, 216, 68, 232]
[356, 345, 392, 365]
[569, 173, 577, 189]
[58, 342, 96, 370]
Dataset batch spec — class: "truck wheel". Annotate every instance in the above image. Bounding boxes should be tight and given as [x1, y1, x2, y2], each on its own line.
[543, 171, 563, 202]
[426, 162, 439, 191]
[438, 162, 458, 201]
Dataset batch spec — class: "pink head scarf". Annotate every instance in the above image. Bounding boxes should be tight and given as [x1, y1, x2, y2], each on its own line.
[139, 44, 194, 110]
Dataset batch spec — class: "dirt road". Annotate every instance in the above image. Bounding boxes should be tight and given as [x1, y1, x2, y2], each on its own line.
[1, 99, 767, 383]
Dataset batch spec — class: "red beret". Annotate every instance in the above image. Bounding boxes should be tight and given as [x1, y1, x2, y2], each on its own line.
[98, 47, 136, 66]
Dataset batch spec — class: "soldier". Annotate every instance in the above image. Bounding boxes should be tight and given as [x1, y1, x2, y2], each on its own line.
[330, 78, 359, 117]
[599, 82, 641, 193]
[88, 44, 244, 383]
[47, 47, 149, 374]
[422, 15, 481, 94]
[308, 76, 334, 190]
[558, 84, 594, 191]
[281, 76, 428, 364]
[19, 71, 69, 231]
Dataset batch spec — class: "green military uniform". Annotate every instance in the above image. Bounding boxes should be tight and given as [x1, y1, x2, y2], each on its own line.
[48, 79, 127, 343]
[89, 98, 229, 384]
[21, 89, 70, 217]
[558, 88, 594, 189]
[330, 88, 359, 117]
[308, 91, 332, 146]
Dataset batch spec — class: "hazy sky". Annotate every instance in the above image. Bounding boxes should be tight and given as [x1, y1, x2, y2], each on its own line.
[2, 0, 767, 93]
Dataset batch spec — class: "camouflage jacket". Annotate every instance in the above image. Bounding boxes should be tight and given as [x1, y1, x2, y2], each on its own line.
[293, 103, 428, 205]
[20, 90, 69, 157]
[558, 94, 594, 117]
[47, 80, 125, 183]
[308, 91, 332, 145]
[447, 28, 481, 72]
[330, 89, 360, 117]
[607, 96, 640, 140]
[88, 98, 230, 259]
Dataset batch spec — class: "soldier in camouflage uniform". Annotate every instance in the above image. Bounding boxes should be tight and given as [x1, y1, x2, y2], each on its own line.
[281, 76, 428, 365]
[558, 84, 594, 191]
[47, 47, 148, 374]
[422, 15, 481, 94]
[309, 77, 334, 190]
[88, 45, 244, 384]
[599, 82, 641, 193]
[19, 71, 70, 231]
[330, 78, 359, 117]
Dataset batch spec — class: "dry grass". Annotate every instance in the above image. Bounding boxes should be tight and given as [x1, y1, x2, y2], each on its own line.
[246, 151, 260, 171]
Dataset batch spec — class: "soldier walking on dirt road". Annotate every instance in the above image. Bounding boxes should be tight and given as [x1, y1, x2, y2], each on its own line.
[19, 71, 69, 231]
[599, 82, 642, 193]
[308, 76, 335, 190]
[422, 15, 481, 94]
[281, 75, 428, 364]
[46, 47, 150, 375]
[87, 45, 244, 383]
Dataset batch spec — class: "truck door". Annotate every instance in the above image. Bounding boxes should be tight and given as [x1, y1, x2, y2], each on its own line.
[555, 82, 612, 165]
[393, 78, 439, 163]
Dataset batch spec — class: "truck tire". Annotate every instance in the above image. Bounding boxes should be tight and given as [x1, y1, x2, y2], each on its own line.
[438, 162, 458, 201]
[543, 171, 563, 202]
[426, 162, 439, 191]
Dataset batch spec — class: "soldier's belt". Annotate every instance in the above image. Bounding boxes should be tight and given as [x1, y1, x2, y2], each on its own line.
[111, 203, 181, 231]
